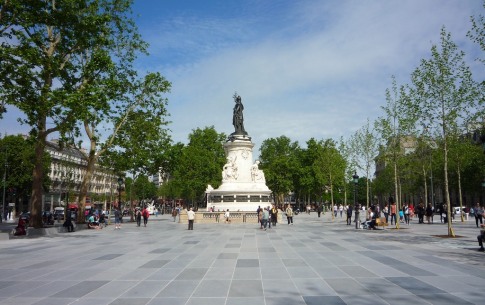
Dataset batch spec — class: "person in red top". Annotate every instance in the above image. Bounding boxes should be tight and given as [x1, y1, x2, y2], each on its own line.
[142, 208, 149, 227]
[390, 202, 397, 225]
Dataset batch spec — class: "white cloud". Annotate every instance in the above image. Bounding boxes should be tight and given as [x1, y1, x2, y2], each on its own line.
[2, 0, 484, 158]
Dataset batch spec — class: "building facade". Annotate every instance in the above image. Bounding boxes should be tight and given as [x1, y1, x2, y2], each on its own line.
[44, 140, 117, 211]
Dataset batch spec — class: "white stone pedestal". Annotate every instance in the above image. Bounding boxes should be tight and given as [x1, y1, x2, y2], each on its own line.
[207, 135, 272, 211]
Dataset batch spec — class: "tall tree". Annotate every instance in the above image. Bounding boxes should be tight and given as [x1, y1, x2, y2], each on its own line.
[76, 74, 170, 223]
[259, 136, 299, 205]
[376, 76, 414, 229]
[0, 0, 163, 228]
[171, 127, 226, 208]
[350, 119, 379, 207]
[410, 28, 481, 236]
[0, 135, 51, 219]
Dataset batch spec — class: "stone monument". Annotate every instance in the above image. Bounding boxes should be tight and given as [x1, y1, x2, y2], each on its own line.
[206, 93, 272, 211]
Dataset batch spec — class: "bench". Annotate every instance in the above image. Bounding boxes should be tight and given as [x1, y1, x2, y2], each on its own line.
[375, 217, 389, 229]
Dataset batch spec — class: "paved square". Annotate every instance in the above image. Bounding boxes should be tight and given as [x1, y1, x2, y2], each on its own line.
[0, 212, 484, 304]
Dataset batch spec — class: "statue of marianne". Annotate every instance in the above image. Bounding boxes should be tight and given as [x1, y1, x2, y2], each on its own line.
[232, 93, 248, 135]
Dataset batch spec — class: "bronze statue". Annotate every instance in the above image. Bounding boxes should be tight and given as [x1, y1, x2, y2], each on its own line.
[232, 93, 247, 135]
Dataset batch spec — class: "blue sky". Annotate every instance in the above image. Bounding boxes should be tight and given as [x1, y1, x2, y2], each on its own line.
[2, 0, 484, 158]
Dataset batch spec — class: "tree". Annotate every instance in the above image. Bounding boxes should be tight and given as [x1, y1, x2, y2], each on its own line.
[410, 28, 481, 236]
[0, 135, 50, 218]
[91, 84, 170, 222]
[350, 119, 379, 207]
[0, 0, 162, 228]
[375, 76, 415, 229]
[170, 127, 226, 208]
[259, 136, 299, 205]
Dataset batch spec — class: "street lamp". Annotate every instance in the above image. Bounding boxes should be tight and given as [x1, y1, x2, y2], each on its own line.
[353, 172, 359, 229]
[117, 177, 124, 210]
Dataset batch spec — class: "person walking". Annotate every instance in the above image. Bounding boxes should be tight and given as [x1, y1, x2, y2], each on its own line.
[135, 208, 142, 227]
[383, 204, 389, 224]
[475, 203, 483, 228]
[390, 202, 397, 225]
[262, 207, 270, 230]
[224, 209, 231, 223]
[114, 208, 121, 229]
[403, 203, 410, 225]
[171, 207, 178, 222]
[142, 207, 149, 227]
[271, 205, 278, 227]
[346, 205, 353, 225]
[425, 203, 433, 224]
[286, 204, 294, 225]
[187, 207, 195, 230]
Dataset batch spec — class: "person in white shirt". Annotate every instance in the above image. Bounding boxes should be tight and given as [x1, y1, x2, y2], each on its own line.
[224, 209, 231, 223]
[187, 207, 195, 230]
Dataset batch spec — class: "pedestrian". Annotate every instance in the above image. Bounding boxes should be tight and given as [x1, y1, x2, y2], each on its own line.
[425, 203, 433, 224]
[187, 207, 195, 230]
[346, 205, 353, 225]
[477, 223, 485, 251]
[63, 214, 74, 232]
[257, 206, 262, 227]
[417, 203, 425, 224]
[286, 204, 294, 225]
[262, 207, 269, 230]
[339, 204, 344, 218]
[383, 204, 389, 223]
[142, 207, 149, 227]
[136, 208, 142, 227]
[99, 213, 106, 227]
[333, 205, 338, 218]
[390, 202, 397, 225]
[317, 205, 322, 218]
[403, 203, 410, 225]
[475, 203, 483, 228]
[171, 207, 178, 222]
[114, 208, 121, 229]
[271, 205, 278, 227]
[224, 209, 231, 223]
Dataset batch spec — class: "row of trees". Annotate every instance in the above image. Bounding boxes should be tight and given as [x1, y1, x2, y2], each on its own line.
[1, 0, 172, 227]
[1, 1, 484, 238]
[159, 7, 485, 238]
[349, 20, 485, 234]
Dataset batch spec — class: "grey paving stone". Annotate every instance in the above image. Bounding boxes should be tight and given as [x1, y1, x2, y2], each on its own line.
[228, 280, 263, 297]
[0, 213, 484, 305]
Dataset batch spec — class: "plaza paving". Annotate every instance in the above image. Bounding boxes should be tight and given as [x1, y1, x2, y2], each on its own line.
[0, 212, 484, 305]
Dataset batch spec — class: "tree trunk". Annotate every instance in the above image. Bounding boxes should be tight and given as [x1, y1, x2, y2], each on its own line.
[394, 162, 400, 229]
[31, 133, 47, 228]
[77, 150, 97, 224]
[458, 165, 464, 222]
[423, 166, 428, 207]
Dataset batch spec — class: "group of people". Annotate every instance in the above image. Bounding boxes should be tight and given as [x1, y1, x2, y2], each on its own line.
[135, 207, 150, 227]
[87, 212, 106, 229]
[255, 204, 296, 230]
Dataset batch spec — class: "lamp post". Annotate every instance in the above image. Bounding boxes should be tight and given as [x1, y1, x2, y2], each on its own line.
[353, 172, 359, 229]
[117, 177, 123, 211]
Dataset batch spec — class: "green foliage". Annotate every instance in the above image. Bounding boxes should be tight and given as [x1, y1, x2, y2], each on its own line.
[259, 136, 300, 204]
[0, 0, 169, 227]
[169, 127, 226, 205]
[0, 135, 51, 204]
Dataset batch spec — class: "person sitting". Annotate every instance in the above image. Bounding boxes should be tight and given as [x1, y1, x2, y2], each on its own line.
[87, 214, 101, 229]
[363, 206, 377, 230]
[14, 217, 27, 236]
